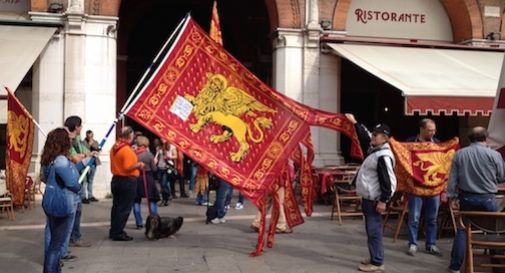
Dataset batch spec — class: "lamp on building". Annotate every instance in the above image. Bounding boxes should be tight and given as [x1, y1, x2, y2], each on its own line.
[320, 20, 332, 30]
[485, 32, 501, 41]
[48, 2, 64, 13]
[106, 25, 117, 35]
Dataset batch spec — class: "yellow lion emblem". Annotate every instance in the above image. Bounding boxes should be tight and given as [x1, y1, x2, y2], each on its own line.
[184, 73, 277, 162]
[413, 149, 456, 186]
[7, 111, 30, 157]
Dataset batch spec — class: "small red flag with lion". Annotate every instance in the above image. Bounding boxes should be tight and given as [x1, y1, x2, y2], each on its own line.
[389, 137, 459, 196]
[5, 87, 35, 206]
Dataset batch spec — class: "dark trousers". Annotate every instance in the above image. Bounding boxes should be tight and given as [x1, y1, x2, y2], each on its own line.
[362, 199, 384, 266]
[109, 175, 137, 238]
[168, 171, 186, 197]
[449, 193, 497, 271]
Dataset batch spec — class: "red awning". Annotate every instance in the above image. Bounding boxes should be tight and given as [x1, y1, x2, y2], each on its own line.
[405, 96, 494, 116]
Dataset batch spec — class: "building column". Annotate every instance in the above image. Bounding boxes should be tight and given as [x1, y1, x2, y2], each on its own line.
[82, 15, 118, 197]
[272, 29, 304, 101]
[64, 10, 86, 117]
[30, 12, 66, 171]
[318, 52, 344, 166]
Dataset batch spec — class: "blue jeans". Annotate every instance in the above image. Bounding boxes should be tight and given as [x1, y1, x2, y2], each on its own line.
[225, 191, 244, 206]
[362, 199, 384, 266]
[449, 193, 497, 271]
[158, 169, 171, 201]
[81, 165, 96, 199]
[215, 179, 232, 219]
[407, 194, 440, 248]
[189, 164, 198, 192]
[133, 201, 158, 226]
[44, 215, 74, 273]
[196, 191, 209, 205]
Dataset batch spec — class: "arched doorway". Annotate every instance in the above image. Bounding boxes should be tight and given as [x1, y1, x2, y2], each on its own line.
[116, 0, 272, 135]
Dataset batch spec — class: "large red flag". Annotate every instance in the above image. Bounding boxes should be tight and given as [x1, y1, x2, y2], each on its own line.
[126, 18, 309, 205]
[389, 137, 459, 196]
[5, 87, 35, 206]
[124, 16, 363, 255]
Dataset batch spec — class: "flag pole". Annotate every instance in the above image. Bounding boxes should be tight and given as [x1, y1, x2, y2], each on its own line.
[80, 15, 191, 183]
[120, 14, 190, 114]
[4, 86, 47, 137]
[78, 114, 122, 183]
[31, 116, 47, 137]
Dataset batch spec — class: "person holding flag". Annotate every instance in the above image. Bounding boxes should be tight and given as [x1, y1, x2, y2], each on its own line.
[346, 113, 396, 273]
[405, 119, 443, 257]
[109, 126, 144, 241]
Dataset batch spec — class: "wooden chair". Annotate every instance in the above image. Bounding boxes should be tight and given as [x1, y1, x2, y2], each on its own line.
[330, 172, 362, 225]
[383, 192, 408, 242]
[438, 200, 459, 238]
[460, 211, 505, 273]
[23, 176, 35, 210]
[0, 178, 15, 220]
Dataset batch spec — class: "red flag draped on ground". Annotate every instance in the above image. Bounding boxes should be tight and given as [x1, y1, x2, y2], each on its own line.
[389, 137, 459, 196]
[5, 87, 35, 206]
[124, 15, 363, 255]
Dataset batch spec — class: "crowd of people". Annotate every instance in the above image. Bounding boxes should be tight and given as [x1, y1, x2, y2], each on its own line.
[346, 114, 505, 273]
[41, 117, 254, 273]
[40, 113, 505, 273]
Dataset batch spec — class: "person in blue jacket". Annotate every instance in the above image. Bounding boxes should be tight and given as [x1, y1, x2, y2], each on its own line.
[41, 128, 84, 273]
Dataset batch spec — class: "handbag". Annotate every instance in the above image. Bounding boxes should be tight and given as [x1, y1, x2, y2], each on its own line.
[42, 163, 72, 218]
[207, 173, 220, 191]
[166, 162, 178, 175]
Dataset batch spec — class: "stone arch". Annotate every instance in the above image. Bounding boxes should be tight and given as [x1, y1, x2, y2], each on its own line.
[266, 0, 303, 29]
[331, 0, 483, 42]
[31, 1, 300, 31]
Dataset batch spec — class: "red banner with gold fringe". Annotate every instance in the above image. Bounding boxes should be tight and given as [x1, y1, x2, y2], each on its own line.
[389, 137, 459, 196]
[5, 87, 34, 206]
[124, 16, 363, 255]
[125, 18, 310, 207]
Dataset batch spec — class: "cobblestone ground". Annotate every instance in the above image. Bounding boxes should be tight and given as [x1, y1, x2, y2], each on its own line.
[0, 197, 453, 273]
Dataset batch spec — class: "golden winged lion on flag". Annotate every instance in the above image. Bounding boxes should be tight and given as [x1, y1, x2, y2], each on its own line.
[184, 73, 277, 162]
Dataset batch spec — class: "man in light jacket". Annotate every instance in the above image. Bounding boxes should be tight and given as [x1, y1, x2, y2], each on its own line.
[346, 114, 397, 273]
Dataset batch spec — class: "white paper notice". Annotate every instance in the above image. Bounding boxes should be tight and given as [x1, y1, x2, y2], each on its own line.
[170, 95, 193, 121]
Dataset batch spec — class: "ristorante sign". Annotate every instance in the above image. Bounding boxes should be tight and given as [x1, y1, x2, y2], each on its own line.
[355, 9, 426, 24]
[346, 0, 452, 41]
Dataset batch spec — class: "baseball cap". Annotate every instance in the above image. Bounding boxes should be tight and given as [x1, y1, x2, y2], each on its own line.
[372, 124, 391, 137]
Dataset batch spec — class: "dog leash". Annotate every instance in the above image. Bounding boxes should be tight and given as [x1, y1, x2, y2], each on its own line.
[142, 169, 152, 215]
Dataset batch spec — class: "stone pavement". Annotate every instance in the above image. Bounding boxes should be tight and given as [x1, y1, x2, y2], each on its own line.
[0, 196, 454, 273]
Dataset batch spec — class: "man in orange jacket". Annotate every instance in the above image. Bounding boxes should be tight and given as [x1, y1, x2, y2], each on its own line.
[109, 126, 144, 241]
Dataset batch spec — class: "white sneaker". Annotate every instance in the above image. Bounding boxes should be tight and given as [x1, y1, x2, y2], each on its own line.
[218, 217, 226, 223]
[210, 218, 220, 224]
[225, 205, 230, 210]
[407, 244, 417, 256]
[235, 202, 244, 210]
